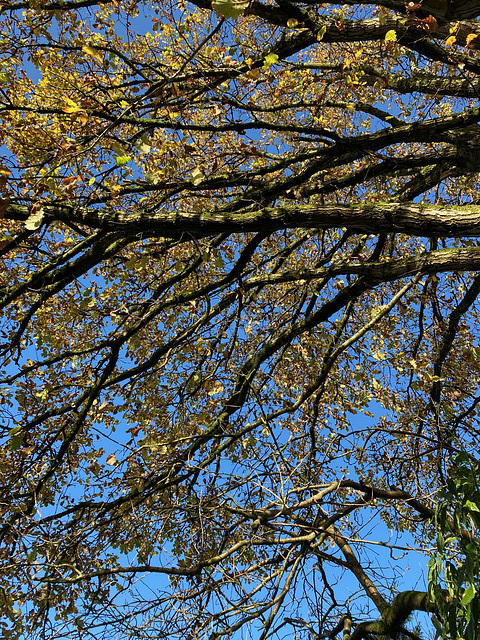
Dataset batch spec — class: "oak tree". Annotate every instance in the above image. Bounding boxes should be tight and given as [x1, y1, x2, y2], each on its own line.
[2, 0, 480, 638]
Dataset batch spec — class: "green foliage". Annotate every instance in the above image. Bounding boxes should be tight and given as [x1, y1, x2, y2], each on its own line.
[429, 453, 480, 640]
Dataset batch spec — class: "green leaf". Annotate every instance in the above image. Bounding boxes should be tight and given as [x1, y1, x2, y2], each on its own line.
[8, 425, 23, 436]
[462, 584, 476, 606]
[145, 173, 160, 185]
[27, 549, 37, 562]
[212, 0, 249, 19]
[116, 155, 132, 166]
[317, 25, 327, 41]
[263, 53, 279, 69]
[464, 499, 480, 512]
[135, 135, 151, 154]
[437, 531, 444, 553]
[8, 434, 24, 451]
[75, 618, 85, 630]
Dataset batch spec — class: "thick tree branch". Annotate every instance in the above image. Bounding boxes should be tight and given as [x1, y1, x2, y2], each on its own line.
[7, 202, 480, 239]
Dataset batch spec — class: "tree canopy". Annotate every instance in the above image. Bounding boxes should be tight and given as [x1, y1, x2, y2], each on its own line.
[3, 0, 480, 638]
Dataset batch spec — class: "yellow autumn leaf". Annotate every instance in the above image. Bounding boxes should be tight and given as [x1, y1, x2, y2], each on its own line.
[82, 45, 103, 64]
[445, 35, 457, 46]
[385, 30, 397, 42]
[466, 33, 479, 47]
[62, 97, 88, 123]
[62, 97, 83, 114]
